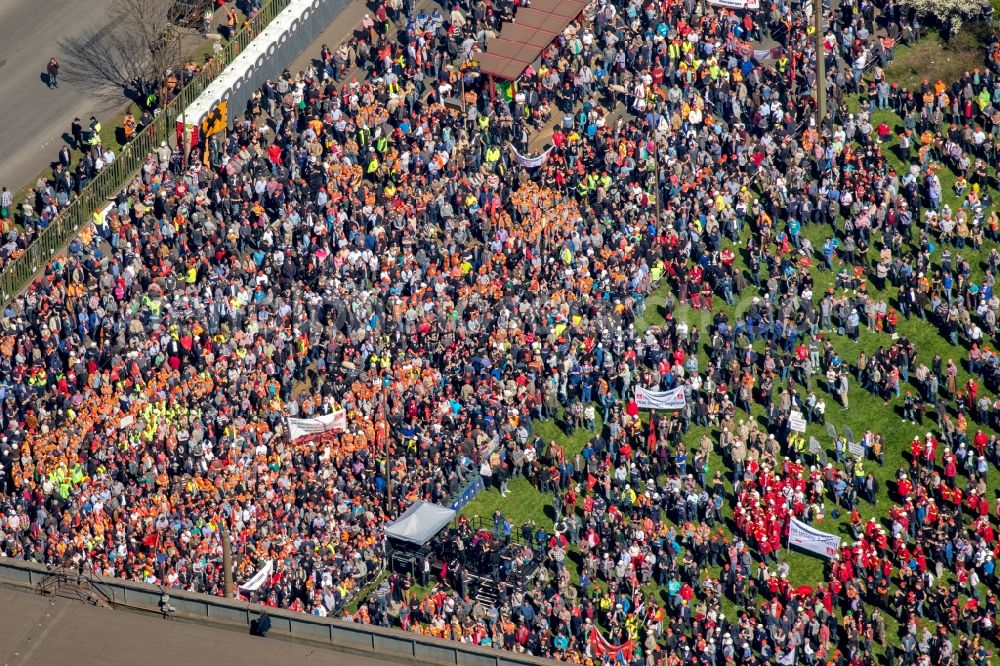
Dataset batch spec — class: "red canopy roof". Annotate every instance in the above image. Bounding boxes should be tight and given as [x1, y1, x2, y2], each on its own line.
[478, 0, 587, 81]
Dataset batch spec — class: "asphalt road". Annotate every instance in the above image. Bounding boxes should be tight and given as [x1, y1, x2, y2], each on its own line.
[0, 0, 122, 192]
[0, 0, 377, 196]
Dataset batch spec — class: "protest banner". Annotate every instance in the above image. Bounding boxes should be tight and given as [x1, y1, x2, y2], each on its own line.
[287, 410, 347, 441]
[788, 518, 840, 558]
[509, 143, 554, 168]
[239, 560, 273, 591]
[635, 386, 686, 410]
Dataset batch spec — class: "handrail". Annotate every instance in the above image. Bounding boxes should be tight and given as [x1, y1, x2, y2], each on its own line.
[0, 0, 293, 309]
[36, 564, 114, 608]
[446, 470, 483, 507]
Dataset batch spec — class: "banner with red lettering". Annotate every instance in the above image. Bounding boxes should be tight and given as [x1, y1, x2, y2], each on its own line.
[635, 386, 686, 410]
[287, 410, 347, 441]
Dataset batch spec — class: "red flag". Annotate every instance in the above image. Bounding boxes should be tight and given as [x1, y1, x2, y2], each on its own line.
[587, 473, 598, 491]
[647, 416, 657, 448]
[589, 627, 635, 661]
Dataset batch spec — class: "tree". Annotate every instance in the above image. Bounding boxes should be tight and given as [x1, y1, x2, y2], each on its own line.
[59, 0, 192, 103]
[896, 0, 984, 35]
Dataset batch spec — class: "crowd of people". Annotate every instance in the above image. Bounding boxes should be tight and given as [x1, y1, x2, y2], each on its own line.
[0, 0, 1000, 662]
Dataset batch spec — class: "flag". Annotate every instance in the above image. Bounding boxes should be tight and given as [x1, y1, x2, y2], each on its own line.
[778, 648, 797, 665]
[495, 80, 515, 102]
[647, 415, 657, 448]
[634, 386, 686, 410]
[201, 100, 228, 138]
[589, 628, 635, 661]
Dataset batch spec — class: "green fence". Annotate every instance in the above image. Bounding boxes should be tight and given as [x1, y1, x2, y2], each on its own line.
[0, 0, 292, 308]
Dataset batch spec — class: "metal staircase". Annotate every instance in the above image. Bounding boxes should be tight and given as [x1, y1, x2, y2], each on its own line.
[455, 569, 497, 606]
[35, 566, 114, 609]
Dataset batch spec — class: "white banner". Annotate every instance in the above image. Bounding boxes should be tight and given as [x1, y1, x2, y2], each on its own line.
[510, 143, 553, 168]
[753, 46, 782, 61]
[635, 386, 686, 410]
[788, 518, 840, 559]
[789, 411, 806, 433]
[708, 0, 759, 9]
[287, 410, 347, 441]
[238, 560, 273, 591]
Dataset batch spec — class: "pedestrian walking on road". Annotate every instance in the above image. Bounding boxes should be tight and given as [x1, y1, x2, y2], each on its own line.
[46, 58, 59, 88]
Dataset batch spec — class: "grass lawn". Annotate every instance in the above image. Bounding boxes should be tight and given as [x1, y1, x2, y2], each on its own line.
[439, 51, 1000, 655]
[885, 30, 985, 91]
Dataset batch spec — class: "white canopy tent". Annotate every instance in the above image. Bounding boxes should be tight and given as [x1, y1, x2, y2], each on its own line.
[384, 501, 456, 546]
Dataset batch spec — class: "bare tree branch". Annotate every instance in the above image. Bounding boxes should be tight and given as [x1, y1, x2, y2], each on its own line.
[57, 0, 186, 102]
[59, 22, 149, 101]
[117, 0, 177, 78]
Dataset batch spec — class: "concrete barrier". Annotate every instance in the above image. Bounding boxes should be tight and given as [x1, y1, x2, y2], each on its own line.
[183, 0, 352, 130]
[0, 559, 557, 666]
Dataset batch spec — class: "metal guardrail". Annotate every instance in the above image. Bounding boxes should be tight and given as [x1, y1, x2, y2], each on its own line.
[0, 0, 293, 308]
[445, 472, 485, 511]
